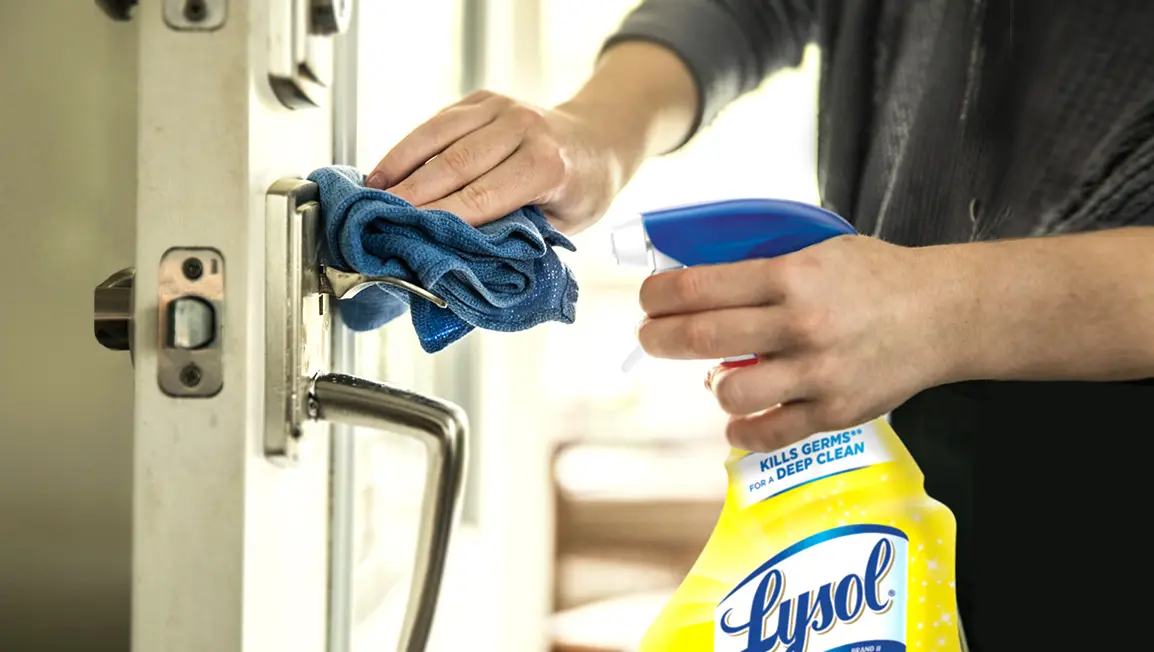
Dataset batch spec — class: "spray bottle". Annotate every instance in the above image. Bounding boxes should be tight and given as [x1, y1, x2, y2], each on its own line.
[611, 199, 965, 652]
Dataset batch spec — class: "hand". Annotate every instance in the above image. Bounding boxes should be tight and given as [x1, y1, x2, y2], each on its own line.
[635, 235, 958, 452]
[366, 90, 633, 234]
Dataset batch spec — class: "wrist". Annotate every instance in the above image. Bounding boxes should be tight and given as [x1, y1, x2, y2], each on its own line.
[905, 243, 988, 387]
[560, 41, 697, 179]
[554, 97, 650, 191]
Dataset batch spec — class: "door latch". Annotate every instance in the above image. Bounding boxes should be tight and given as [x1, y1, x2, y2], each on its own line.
[94, 249, 228, 399]
[157, 248, 226, 397]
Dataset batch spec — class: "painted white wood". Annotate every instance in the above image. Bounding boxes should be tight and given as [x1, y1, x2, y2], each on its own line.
[133, 2, 333, 651]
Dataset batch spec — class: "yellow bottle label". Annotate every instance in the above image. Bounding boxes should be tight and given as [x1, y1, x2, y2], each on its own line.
[639, 417, 962, 652]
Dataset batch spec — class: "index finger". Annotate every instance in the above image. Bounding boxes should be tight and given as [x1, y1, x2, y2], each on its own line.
[638, 259, 785, 317]
[367, 99, 502, 189]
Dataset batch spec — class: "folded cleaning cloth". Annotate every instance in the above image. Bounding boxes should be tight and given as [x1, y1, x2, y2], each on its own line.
[307, 166, 579, 353]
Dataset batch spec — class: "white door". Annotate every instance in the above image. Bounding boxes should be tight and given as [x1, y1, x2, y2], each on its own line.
[93, 2, 468, 650]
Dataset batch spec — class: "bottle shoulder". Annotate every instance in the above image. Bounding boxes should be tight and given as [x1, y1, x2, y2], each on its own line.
[724, 418, 924, 509]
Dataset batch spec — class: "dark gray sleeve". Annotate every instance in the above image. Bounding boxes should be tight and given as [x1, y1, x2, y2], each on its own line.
[603, 0, 819, 149]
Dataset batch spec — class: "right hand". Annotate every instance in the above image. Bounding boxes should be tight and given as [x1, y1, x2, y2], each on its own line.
[366, 90, 631, 234]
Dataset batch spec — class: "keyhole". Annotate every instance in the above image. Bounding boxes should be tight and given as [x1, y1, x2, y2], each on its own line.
[184, 0, 208, 22]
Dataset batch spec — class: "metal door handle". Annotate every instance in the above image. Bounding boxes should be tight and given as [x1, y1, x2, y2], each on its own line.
[262, 177, 466, 650]
[310, 373, 467, 652]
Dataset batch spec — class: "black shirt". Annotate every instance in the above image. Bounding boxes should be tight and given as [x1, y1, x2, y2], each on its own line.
[608, 1, 1154, 649]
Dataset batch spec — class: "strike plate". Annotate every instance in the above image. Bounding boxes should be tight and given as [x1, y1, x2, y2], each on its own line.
[157, 248, 225, 397]
[265, 178, 332, 463]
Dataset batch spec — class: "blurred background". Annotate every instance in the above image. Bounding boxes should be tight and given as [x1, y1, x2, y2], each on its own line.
[0, 1, 818, 650]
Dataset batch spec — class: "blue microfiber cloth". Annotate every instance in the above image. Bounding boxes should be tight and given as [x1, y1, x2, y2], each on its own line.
[307, 165, 579, 353]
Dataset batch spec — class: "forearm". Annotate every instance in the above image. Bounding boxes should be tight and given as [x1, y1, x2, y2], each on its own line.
[557, 41, 698, 187]
[559, 0, 818, 191]
[927, 227, 1154, 383]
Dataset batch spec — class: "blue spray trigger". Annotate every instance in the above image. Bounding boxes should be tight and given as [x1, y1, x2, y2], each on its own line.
[615, 198, 859, 373]
[640, 198, 858, 267]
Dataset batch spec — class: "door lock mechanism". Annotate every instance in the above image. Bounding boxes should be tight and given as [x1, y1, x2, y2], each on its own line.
[157, 249, 226, 397]
[93, 249, 226, 398]
[265, 178, 467, 652]
[92, 178, 468, 651]
[269, 0, 355, 109]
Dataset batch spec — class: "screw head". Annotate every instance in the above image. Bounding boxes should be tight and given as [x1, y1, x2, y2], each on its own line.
[180, 364, 203, 387]
[184, 0, 208, 22]
[182, 257, 204, 281]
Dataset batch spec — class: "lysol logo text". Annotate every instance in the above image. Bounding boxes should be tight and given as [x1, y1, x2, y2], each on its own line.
[714, 525, 909, 652]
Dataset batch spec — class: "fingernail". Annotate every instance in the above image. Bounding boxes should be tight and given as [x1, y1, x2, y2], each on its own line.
[704, 366, 718, 390]
[634, 318, 647, 337]
[365, 171, 386, 189]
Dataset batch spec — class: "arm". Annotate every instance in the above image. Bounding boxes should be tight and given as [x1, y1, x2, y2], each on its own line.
[364, 41, 697, 232]
[366, 0, 818, 229]
[603, 0, 819, 149]
[635, 226, 1154, 451]
[556, 0, 820, 203]
[555, 41, 701, 200]
[931, 227, 1154, 383]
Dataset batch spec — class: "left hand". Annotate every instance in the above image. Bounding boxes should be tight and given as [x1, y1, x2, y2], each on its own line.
[636, 235, 958, 453]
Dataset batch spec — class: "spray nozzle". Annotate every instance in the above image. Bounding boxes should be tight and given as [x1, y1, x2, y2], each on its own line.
[611, 217, 659, 373]
[610, 217, 652, 269]
[610, 212, 762, 374]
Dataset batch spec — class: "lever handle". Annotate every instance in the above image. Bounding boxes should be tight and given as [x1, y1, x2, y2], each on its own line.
[310, 373, 467, 652]
[320, 266, 449, 307]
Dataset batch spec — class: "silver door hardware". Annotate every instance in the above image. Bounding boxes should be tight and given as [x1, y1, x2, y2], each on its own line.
[264, 177, 451, 460]
[93, 177, 465, 650]
[267, 177, 466, 652]
[169, 296, 216, 349]
[94, 267, 135, 356]
[320, 266, 449, 305]
[311, 373, 466, 652]
[157, 248, 226, 397]
[93, 255, 225, 400]
[269, 0, 354, 110]
[163, 0, 228, 31]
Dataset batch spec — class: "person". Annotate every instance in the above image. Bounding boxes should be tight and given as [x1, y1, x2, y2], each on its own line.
[367, 1, 1154, 648]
